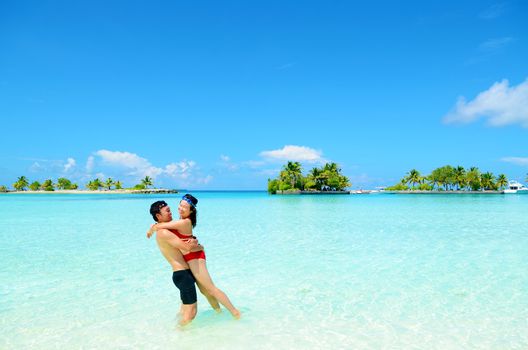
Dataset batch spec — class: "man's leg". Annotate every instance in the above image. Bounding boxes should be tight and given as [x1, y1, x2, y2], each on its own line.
[179, 303, 197, 326]
[172, 270, 198, 325]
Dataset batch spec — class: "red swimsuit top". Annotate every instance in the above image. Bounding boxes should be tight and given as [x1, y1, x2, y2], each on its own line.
[169, 229, 205, 262]
[169, 229, 195, 240]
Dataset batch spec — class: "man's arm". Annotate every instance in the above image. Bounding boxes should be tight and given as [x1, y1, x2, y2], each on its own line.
[157, 229, 199, 252]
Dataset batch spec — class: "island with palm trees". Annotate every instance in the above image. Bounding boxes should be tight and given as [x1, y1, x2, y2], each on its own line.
[0, 175, 177, 194]
[385, 166, 510, 193]
[267, 161, 351, 194]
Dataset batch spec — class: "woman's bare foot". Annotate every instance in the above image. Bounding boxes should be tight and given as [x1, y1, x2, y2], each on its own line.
[232, 309, 241, 319]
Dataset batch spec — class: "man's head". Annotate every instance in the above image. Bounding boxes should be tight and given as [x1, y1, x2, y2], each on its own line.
[150, 200, 172, 222]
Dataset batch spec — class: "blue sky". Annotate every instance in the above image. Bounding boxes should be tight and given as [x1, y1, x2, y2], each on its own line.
[1, 0, 527, 189]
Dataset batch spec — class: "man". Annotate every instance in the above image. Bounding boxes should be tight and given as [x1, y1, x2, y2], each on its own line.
[148, 200, 201, 325]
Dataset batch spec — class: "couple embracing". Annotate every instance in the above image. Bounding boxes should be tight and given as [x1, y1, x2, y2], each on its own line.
[148, 194, 240, 325]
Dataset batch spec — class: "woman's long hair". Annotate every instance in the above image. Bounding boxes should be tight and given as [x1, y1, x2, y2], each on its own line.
[182, 194, 198, 227]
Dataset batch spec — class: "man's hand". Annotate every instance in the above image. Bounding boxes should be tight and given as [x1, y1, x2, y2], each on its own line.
[146, 223, 158, 239]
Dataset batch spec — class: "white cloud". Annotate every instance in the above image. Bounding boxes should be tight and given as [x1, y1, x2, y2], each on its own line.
[501, 157, 528, 166]
[164, 161, 196, 179]
[196, 175, 213, 185]
[29, 162, 43, 173]
[86, 156, 95, 172]
[164, 161, 212, 187]
[277, 62, 296, 70]
[63, 158, 76, 172]
[443, 78, 528, 127]
[95, 149, 163, 178]
[219, 154, 239, 171]
[479, 37, 514, 51]
[256, 168, 282, 176]
[479, 3, 506, 20]
[244, 160, 267, 168]
[96, 150, 151, 169]
[260, 145, 324, 163]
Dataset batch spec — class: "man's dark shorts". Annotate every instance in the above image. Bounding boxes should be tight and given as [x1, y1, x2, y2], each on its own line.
[172, 269, 197, 304]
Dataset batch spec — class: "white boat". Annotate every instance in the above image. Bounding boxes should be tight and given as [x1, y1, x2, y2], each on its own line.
[503, 180, 528, 194]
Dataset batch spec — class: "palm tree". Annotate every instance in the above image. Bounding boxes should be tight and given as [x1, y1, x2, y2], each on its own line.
[283, 161, 302, 189]
[338, 175, 351, 190]
[40, 179, 55, 191]
[115, 180, 122, 190]
[13, 176, 29, 191]
[405, 169, 422, 189]
[56, 177, 72, 190]
[453, 166, 466, 191]
[323, 162, 339, 174]
[87, 178, 103, 191]
[466, 167, 481, 191]
[428, 168, 442, 190]
[480, 172, 495, 190]
[141, 176, 153, 189]
[105, 178, 114, 190]
[496, 174, 508, 190]
[322, 162, 344, 190]
[308, 167, 323, 190]
[29, 181, 40, 191]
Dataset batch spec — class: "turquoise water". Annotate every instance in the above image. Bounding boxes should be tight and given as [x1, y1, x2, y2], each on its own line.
[1, 192, 527, 349]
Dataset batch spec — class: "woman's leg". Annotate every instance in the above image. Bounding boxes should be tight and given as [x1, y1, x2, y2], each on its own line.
[196, 281, 221, 312]
[188, 259, 240, 318]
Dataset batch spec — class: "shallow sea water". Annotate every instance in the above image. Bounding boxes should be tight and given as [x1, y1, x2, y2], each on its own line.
[1, 192, 527, 349]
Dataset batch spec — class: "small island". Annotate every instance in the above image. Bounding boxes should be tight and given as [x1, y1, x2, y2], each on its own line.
[385, 166, 509, 194]
[267, 161, 351, 194]
[0, 175, 177, 194]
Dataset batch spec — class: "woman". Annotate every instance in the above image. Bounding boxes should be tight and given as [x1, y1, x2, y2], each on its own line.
[148, 194, 240, 319]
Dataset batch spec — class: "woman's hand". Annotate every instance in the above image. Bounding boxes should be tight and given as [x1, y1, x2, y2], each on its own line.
[146, 223, 158, 239]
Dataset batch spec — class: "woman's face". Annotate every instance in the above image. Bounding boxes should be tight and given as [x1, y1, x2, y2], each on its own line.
[178, 200, 192, 219]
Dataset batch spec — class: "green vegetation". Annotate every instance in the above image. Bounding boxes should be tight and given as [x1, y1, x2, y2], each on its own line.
[104, 178, 114, 190]
[386, 166, 508, 191]
[13, 176, 29, 191]
[2, 175, 149, 192]
[133, 183, 147, 190]
[29, 181, 41, 191]
[41, 179, 55, 191]
[141, 176, 153, 189]
[268, 161, 351, 194]
[86, 178, 103, 190]
[57, 177, 78, 190]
